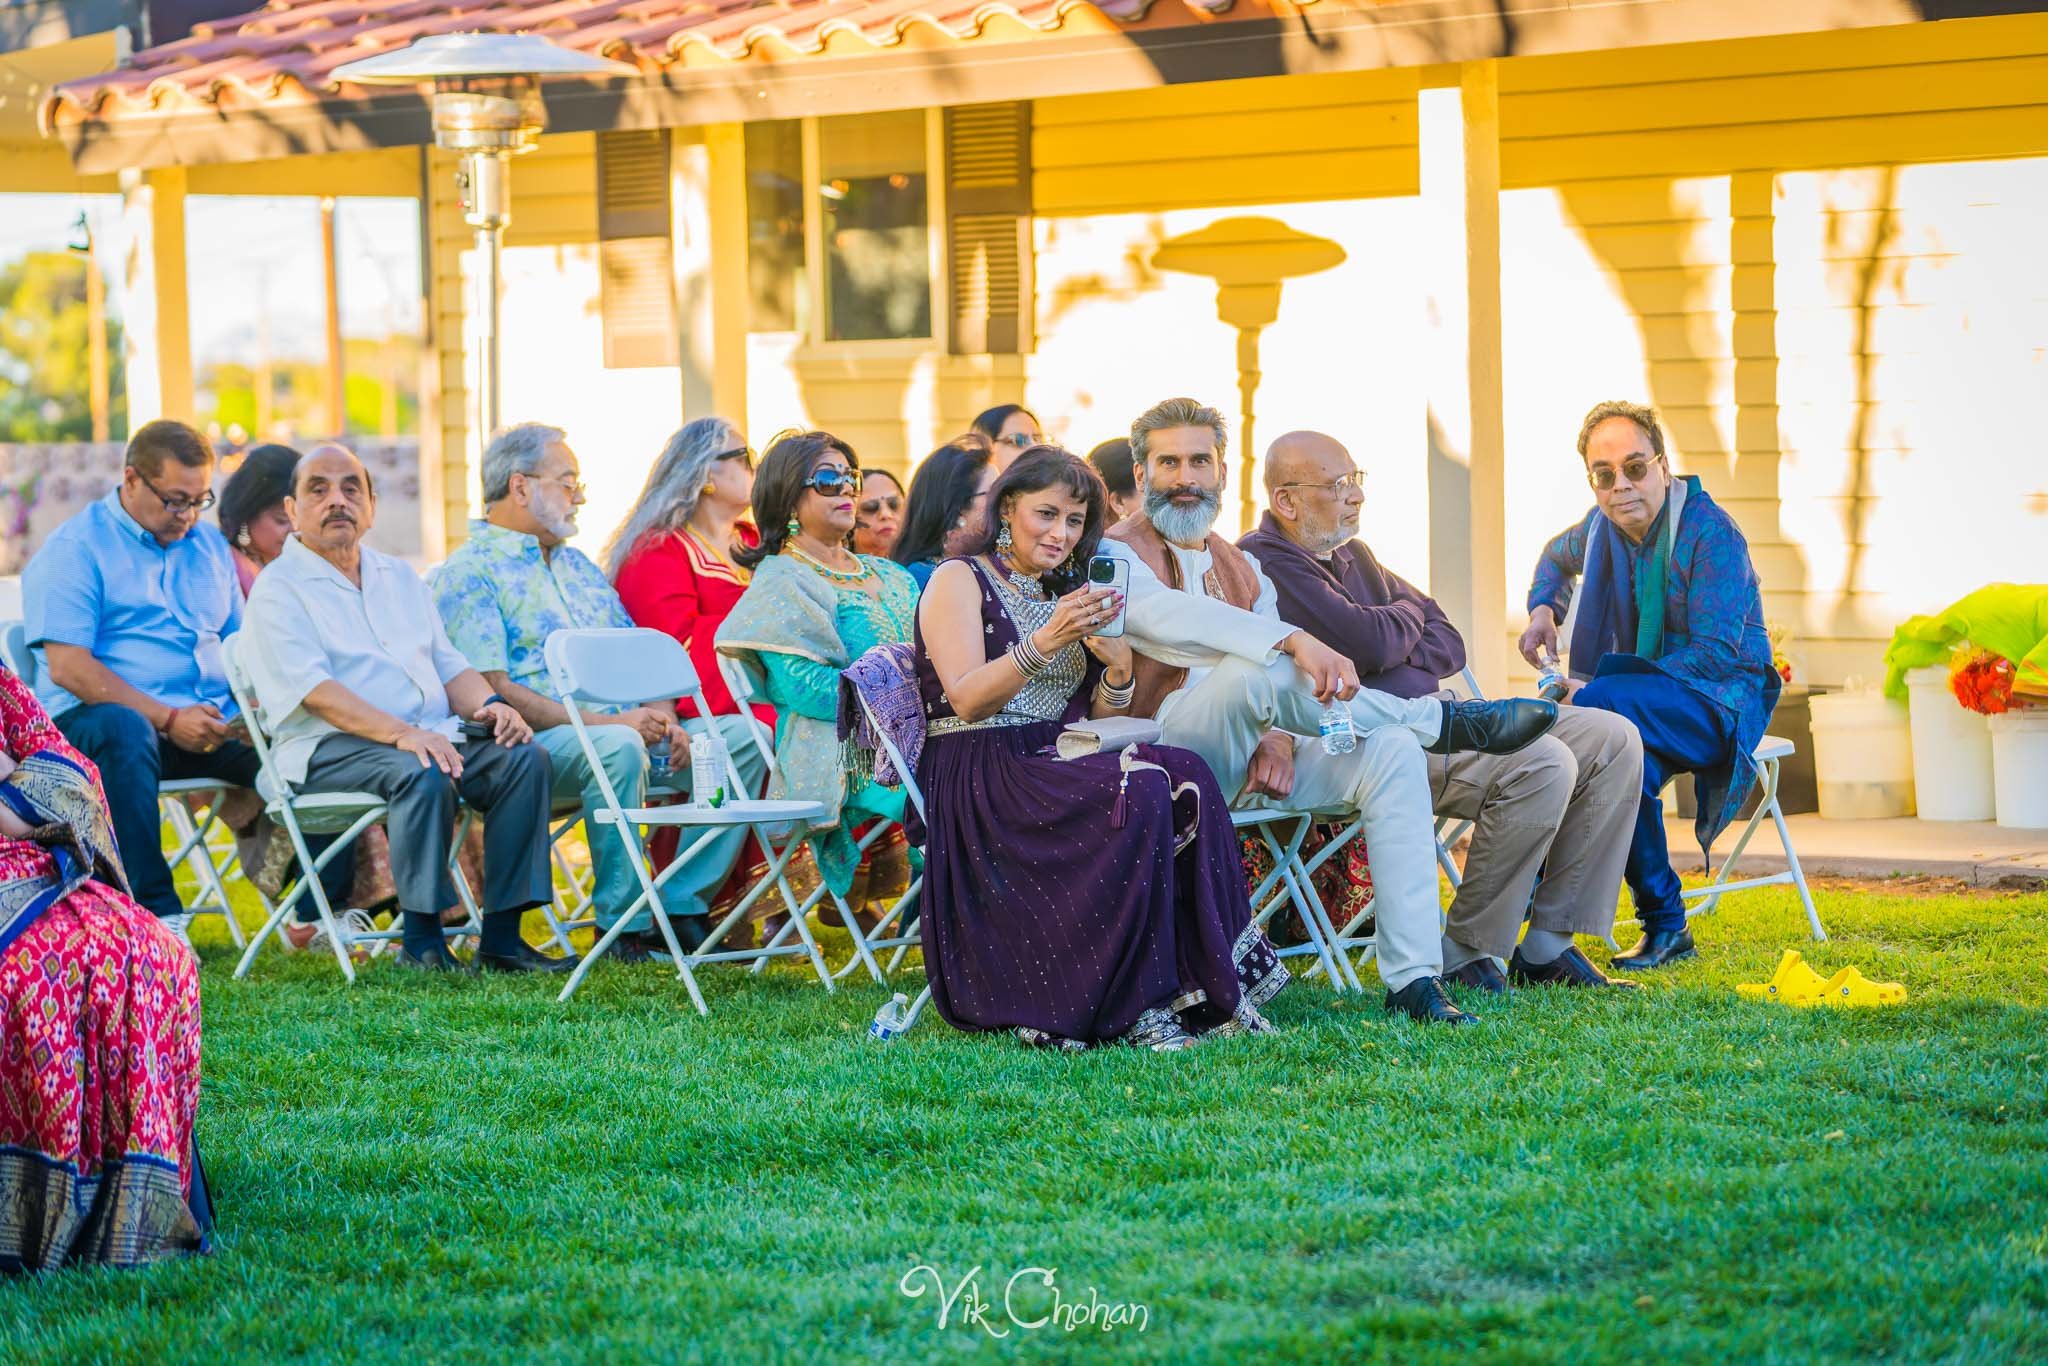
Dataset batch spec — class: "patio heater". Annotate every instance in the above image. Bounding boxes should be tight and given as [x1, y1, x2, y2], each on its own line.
[332, 33, 635, 437]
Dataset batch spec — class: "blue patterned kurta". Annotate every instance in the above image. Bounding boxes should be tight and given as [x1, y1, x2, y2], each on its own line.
[429, 520, 634, 694]
[1528, 479, 1779, 848]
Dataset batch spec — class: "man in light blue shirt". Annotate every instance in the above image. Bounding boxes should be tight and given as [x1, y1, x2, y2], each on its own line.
[432, 423, 738, 960]
[21, 419, 254, 928]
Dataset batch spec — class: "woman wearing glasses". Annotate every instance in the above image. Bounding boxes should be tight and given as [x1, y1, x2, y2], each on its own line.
[715, 432, 918, 932]
[970, 403, 1043, 472]
[891, 435, 997, 590]
[608, 418, 780, 943]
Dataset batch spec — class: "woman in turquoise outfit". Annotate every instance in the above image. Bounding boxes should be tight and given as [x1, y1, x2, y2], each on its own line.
[715, 431, 917, 900]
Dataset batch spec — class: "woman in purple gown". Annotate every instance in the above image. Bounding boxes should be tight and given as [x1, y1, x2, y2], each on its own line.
[914, 447, 1287, 1051]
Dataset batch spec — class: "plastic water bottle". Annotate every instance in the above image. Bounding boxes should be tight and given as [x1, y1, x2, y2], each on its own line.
[868, 992, 911, 1043]
[646, 739, 672, 782]
[1536, 651, 1571, 702]
[1318, 699, 1357, 755]
[689, 730, 727, 809]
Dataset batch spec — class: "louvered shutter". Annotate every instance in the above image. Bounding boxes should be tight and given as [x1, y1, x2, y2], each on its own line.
[945, 103, 1032, 355]
[597, 129, 679, 369]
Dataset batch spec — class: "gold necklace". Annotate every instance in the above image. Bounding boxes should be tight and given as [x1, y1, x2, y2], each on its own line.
[685, 523, 748, 582]
[787, 540, 874, 585]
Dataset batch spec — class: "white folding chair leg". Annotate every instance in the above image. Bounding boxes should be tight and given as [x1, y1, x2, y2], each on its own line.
[1680, 757, 1828, 942]
[165, 794, 248, 948]
[234, 809, 381, 983]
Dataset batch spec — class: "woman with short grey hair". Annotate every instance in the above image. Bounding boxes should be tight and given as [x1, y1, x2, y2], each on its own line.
[607, 417, 772, 960]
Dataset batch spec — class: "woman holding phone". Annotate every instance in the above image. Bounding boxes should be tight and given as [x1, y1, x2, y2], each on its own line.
[911, 447, 1287, 1051]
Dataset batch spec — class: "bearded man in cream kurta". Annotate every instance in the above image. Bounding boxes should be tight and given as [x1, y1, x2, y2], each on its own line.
[1097, 398, 1557, 1026]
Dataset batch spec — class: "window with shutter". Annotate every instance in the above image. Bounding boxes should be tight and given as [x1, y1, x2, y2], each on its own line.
[945, 103, 1032, 355]
[597, 129, 679, 369]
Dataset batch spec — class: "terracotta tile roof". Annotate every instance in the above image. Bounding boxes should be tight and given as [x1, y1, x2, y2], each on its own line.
[45, 0, 1347, 129]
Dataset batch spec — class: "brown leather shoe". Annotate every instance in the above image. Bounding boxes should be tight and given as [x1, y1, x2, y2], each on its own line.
[1509, 944, 1639, 989]
[1443, 957, 1510, 994]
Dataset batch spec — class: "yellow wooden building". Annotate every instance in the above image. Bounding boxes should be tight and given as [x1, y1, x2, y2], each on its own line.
[22, 0, 2048, 692]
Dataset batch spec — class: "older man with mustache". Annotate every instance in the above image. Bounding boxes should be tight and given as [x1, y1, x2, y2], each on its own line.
[1097, 397, 1558, 1025]
[239, 444, 561, 973]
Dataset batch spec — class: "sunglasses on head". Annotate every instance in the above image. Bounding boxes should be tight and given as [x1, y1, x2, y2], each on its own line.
[800, 466, 859, 496]
[1587, 455, 1664, 492]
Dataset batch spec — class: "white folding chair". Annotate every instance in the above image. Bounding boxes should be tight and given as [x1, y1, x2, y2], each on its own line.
[718, 653, 916, 988]
[222, 635, 483, 981]
[545, 628, 830, 1010]
[848, 676, 939, 1032]
[3, 620, 249, 948]
[1672, 735, 1825, 940]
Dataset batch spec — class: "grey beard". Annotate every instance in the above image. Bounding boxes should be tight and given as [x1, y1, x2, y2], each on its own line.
[1144, 486, 1221, 545]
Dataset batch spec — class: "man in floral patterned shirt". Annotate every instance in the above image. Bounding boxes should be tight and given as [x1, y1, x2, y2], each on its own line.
[432, 423, 710, 959]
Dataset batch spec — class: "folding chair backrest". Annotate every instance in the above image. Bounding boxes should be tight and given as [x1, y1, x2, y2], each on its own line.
[221, 632, 295, 799]
[546, 627, 703, 710]
[854, 685, 928, 827]
[0, 621, 33, 689]
[718, 653, 781, 779]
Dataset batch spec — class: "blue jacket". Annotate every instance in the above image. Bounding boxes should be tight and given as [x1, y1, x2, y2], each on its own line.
[1529, 480, 1779, 848]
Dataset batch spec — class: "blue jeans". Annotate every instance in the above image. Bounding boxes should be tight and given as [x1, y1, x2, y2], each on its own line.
[1574, 673, 1733, 934]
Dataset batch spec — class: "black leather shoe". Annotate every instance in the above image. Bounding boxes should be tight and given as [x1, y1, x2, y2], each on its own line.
[606, 933, 659, 964]
[1508, 944, 1639, 989]
[1443, 957, 1509, 994]
[1426, 698, 1558, 756]
[1610, 928, 1696, 971]
[663, 915, 712, 956]
[394, 943, 464, 973]
[1383, 976, 1478, 1025]
[476, 942, 578, 974]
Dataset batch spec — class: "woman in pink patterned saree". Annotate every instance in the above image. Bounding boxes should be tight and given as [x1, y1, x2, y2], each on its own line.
[0, 664, 209, 1272]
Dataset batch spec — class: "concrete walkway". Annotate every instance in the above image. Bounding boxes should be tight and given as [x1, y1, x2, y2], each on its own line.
[1665, 813, 2048, 886]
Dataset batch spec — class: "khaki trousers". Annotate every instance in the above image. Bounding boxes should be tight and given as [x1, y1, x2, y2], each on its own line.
[1156, 655, 1449, 992]
[1431, 706, 1643, 965]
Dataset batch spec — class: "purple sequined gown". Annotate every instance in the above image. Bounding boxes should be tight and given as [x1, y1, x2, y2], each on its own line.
[913, 560, 1286, 1045]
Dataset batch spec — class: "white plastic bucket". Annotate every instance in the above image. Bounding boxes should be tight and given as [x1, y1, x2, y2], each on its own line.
[1989, 710, 2048, 830]
[1905, 666, 1996, 821]
[1809, 691, 1916, 820]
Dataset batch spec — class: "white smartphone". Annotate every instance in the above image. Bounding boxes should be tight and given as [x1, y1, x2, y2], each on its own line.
[1086, 554, 1130, 638]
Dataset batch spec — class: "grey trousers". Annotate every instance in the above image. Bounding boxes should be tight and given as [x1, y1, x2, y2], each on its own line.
[300, 732, 555, 920]
[1433, 706, 1643, 965]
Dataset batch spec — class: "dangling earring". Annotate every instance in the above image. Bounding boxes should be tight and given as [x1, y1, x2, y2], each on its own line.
[235, 528, 252, 549]
[996, 523, 1014, 554]
[786, 517, 801, 537]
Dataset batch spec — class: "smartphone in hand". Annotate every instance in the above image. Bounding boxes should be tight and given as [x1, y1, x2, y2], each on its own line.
[1086, 555, 1130, 638]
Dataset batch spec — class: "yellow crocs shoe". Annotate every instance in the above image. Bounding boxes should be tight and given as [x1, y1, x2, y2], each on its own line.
[1736, 949, 1832, 1006]
[1815, 965, 1907, 1008]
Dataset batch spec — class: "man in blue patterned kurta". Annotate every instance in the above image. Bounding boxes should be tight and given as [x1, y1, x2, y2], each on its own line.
[432, 423, 715, 960]
[1520, 401, 1780, 970]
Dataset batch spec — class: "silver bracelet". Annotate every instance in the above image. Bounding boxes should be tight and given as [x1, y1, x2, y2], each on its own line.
[1095, 674, 1135, 708]
[1010, 637, 1052, 676]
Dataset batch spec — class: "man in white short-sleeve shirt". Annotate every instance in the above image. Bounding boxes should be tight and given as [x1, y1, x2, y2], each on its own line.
[240, 445, 564, 975]
[1099, 397, 1557, 1026]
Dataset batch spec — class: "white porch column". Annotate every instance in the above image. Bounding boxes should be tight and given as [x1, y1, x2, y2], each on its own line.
[118, 165, 195, 429]
[671, 123, 750, 424]
[1420, 61, 1509, 697]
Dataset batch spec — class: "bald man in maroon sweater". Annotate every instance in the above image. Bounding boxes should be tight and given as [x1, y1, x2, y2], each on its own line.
[1239, 431, 1645, 993]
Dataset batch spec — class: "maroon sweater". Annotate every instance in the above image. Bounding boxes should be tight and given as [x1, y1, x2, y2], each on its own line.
[1239, 512, 1467, 698]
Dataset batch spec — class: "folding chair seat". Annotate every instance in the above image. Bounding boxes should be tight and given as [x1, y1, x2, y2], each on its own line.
[545, 628, 831, 1010]
[221, 635, 484, 982]
[719, 654, 920, 988]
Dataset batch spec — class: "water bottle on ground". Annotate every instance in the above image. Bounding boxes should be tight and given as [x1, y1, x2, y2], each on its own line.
[1318, 699, 1357, 755]
[868, 992, 911, 1043]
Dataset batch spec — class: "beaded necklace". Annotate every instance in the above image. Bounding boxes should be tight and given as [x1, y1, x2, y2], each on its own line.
[787, 540, 874, 586]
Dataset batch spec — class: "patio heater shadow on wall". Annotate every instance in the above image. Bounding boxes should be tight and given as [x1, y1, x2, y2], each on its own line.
[333, 33, 635, 438]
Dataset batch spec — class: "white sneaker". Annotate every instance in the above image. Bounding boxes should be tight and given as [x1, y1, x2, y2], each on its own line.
[160, 911, 195, 948]
[286, 908, 387, 959]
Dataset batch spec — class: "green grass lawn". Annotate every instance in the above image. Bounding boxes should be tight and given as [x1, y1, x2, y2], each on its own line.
[2, 874, 2045, 1362]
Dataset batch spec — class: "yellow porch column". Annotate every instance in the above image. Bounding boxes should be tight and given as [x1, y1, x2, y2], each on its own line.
[1420, 62, 1508, 697]
[118, 165, 194, 429]
[672, 123, 749, 424]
